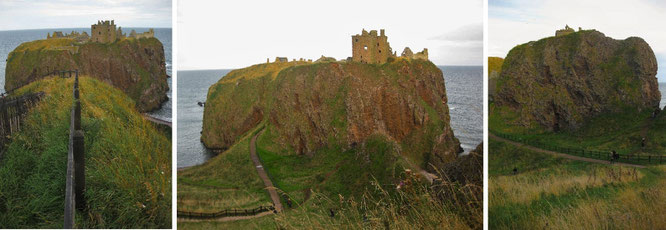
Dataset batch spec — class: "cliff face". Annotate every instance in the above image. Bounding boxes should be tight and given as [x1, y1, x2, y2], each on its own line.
[495, 30, 660, 131]
[202, 59, 462, 170]
[5, 38, 168, 112]
[488, 57, 504, 101]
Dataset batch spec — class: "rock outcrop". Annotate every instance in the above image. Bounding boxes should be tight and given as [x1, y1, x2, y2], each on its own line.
[488, 57, 504, 101]
[202, 59, 462, 171]
[494, 30, 660, 131]
[5, 37, 168, 112]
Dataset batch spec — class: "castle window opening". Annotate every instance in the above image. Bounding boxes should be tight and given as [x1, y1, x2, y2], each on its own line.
[379, 50, 381, 53]
[355, 38, 358, 42]
[364, 46, 367, 50]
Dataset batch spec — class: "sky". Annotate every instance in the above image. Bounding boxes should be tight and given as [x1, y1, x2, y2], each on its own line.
[0, 0, 172, 30]
[178, 0, 483, 70]
[489, 0, 666, 82]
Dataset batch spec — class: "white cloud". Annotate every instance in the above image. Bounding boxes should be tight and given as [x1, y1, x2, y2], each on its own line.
[0, 0, 171, 30]
[490, 0, 666, 82]
[178, 0, 483, 70]
[431, 24, 483, 42]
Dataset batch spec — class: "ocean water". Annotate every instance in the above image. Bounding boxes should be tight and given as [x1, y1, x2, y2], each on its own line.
[441, 66, 484, 153]
[177, 66, 484, 168]
[177, 70, 230, 167]
[0, 28, 172, 121]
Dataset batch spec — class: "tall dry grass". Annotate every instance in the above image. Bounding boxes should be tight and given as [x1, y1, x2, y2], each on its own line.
[491, 166, 642, 206]
[534, 166, 666, 229]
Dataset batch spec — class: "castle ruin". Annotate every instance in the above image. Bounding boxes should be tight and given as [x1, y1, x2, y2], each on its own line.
[44, 20, 156, 43]
[129, 29, 155, 39]
[351, 29, 428, 64]
[264, 29, 428, 65]
[91, 20, 121, 43]
[351, 29, 393, 64]
[555, 25, 575, 37]
[401, 47, 428, 60]
[48, 31, 90, 42]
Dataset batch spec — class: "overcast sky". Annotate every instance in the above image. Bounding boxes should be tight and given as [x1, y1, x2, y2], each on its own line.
[0, 0, 171, 30]
[178, 0, 482, 70]
[489, 0, 666, 82]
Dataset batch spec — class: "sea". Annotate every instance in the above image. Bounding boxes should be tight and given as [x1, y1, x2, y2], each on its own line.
[177, 66, 483, 168]
[441, 66, 484, 154]
[0, 28, 172, 121]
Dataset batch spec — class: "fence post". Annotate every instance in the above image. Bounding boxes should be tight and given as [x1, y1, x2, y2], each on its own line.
[17, 97, 22, 118]
[74, 100, 81, 130]
[2, 104, 10, 135]
[73, 130, 85, 211]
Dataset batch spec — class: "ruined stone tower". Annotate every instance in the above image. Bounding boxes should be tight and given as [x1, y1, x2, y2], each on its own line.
[555, 25, 575, 37]
[352, 29, 393, 64]
[91, 20, 117, 43]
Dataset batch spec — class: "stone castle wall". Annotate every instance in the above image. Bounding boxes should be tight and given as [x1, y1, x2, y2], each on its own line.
[129, 28, 155, 39]
[91, 20, 117, 43]
[352, 29, 393, 64]
[555, 25, 575, 37]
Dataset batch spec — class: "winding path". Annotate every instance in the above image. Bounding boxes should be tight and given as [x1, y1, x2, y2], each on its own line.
[177, 210, 273, 223]
[490, 133, 646, 168]
[142, 113, 172, 127]
[250, 129, 283, 212]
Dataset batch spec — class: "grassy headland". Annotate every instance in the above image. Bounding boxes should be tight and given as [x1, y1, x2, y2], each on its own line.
[5, 37, 169, 112]
[0, 76, 171, 228]
[179, 59, 480, 229]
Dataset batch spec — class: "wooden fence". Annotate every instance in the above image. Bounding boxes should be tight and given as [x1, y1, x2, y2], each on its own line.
[64, 70, 85, 229]
[177, 206, 275, 219]
[0, 92, 44, 155]
[492, 131, 665, 165]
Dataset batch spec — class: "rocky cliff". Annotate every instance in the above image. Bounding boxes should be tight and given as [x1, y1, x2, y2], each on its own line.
[5, 37, 168, 112]
[202, 59, 462, 171]
[494, 30, 660, 131]
[488, 57, 504, 101]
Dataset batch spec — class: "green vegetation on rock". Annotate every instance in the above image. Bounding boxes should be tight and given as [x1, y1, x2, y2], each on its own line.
[179, 59, 481, 229]
[488, 57, 504, 100]
[5, 37, 169, 112]
[493, 30, 660, 132]
[489, 29, 666, 229]
[202, 59, 461, 171]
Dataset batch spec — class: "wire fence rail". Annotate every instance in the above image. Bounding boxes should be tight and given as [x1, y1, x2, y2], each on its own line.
[491, 130, 665, 165]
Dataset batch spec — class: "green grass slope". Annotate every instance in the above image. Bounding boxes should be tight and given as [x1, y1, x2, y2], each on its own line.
[489, 139, 665, 229]
[491, 104, 666, 156]
[0, 76, 171, 228]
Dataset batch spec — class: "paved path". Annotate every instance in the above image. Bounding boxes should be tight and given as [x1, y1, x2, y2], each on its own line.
[250, 129, 283, 212]
[490, 133, 646, 169]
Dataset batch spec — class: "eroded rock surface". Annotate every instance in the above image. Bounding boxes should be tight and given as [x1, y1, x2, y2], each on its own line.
[495, 30, 660, 131]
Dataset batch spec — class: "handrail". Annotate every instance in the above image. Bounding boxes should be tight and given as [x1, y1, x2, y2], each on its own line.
[64, 70, 85, 229]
